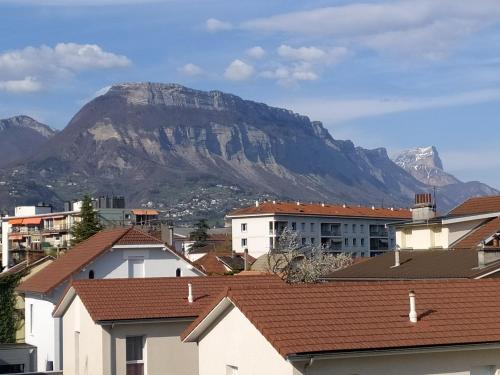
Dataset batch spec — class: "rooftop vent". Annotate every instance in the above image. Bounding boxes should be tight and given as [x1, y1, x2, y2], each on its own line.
[188, 283, 194, 304]
[391, 247, 401, 268]
[296, 201, 300, 206]
[255, 200, 259, 208]
[409, 291, 417, 323]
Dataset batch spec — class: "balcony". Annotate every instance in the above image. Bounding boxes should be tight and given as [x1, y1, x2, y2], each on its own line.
[9, 224, 70, 235]
[321, 224, 341, 237]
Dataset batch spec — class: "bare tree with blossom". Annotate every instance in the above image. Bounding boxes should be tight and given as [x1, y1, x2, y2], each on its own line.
[267, 226, 353, 283]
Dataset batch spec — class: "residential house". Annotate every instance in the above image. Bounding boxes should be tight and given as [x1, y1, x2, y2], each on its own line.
[195, 251, 254, 275]
[52, 275, 282, 375]
[183, 279, 500, 375]
[16, 227, 204, 372]
[226, 201, 412, 258]
[397, 195, 500, 251]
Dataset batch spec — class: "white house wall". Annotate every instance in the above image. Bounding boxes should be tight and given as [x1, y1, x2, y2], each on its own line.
[198, 304, 294, 375]
[302, 347, 500, 375]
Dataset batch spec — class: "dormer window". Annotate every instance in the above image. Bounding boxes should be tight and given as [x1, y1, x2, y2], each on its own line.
[88, 270, 95, 279]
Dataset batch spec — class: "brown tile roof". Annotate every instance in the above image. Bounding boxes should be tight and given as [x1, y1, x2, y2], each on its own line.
[17, 227, 162, 294]
[325, 249, 500, 280]
[195, 252, 255, 275]
[58, 275, 282, 322]
[451, 217, 500, 249]
[115, 228, 165, 245]
[183, 279, 500, 357]
[227, 201, 412, 219]
[448, 196, 500, 217]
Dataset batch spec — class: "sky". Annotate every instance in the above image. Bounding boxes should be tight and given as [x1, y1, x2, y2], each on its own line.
[1, 0, 500, 187]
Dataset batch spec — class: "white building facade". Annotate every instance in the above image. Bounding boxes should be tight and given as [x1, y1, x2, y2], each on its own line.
[227, 202, 411, 258]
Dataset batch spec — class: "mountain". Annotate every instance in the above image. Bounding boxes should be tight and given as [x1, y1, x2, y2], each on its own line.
[0, 116, 56, 168]
[393, 146, 499, 210]
[0, 83, 493, 221]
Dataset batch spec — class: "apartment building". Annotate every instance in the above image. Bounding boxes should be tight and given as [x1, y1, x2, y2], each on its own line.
[226, 201, 412, 258]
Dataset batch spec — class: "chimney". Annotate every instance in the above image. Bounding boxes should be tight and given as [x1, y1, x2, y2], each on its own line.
[409, 291, 418, 323]
[391, 248, 401, 268]
[255, 200, 259, 208]
[478, 242, 486, 268]
[188, 283, 194, 304]
[244, 248, 249, 271]
[296, 201, 300, 206]
[412, 193, 436, 221]
[321, 203, 325, 207]
[161, 222, 174, 247]
[272, 200, 276, 204]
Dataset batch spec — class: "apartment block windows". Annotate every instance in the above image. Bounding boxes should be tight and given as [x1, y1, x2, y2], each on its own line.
[360, 224, 365, 233]
[311, 238, 315, 245]
[126, 336, 145, 375]
[291, 222, 297, 231]
[302, 237, 306, 245]
[361, 238, 365, 247]
[241, 223, 247, 232]
[344, 224, 348, 233]
[353, 238, 357, 246]
[241, 238, 247, 247]
[352, 224, 357, 233]
[344, 238, 349, 247]
[301, 223, 306, 231]
[310, 223, 315, 232]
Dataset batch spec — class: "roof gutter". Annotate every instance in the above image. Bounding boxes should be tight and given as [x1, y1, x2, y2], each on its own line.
[98, 317, 196, 326]
[286, 342, 500, 363]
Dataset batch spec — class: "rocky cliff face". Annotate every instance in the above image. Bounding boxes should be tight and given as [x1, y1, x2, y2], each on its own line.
[0, 83, 495, 220]
[0, 116, 56, 168]
[393, 146, 499, 210]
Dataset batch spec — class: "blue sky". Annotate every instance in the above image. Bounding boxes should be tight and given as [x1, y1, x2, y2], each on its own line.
[1, 0, 500, 187]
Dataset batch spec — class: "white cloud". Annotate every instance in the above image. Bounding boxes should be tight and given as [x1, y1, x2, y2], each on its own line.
[277, 44, 348, 64]
[178, 63, 204, 76]
[0, 77, 42, 93]
[279, 89, 500, 123]
[246, 46, 266, 59]
[261, 62, 318, 87]
[242, 0, 500, 60]
[224, 59, 254, 81]
[206, 18, 233, 32]
[0, 43, 131, 92]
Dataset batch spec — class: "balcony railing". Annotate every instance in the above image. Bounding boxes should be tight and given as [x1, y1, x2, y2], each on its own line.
[9, 225, 70, 235]
[369, 230, 388, 237]
[320, 230, 342, 237]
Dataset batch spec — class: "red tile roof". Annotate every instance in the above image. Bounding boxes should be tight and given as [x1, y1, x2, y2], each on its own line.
[17, 227, 163, 294]
[57, 275, 282, 322]
[184, 279, 500, 357]
[448, 196, 500, 217]
[451, 217, 500, 249]
[227, 201, 412, 219]
[195, 252, 256, 275]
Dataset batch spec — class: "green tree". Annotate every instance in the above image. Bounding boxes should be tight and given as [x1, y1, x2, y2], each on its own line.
[189, 219, 210, 248]
[0, 272, 24, 343]
[70, 195, 102, 246]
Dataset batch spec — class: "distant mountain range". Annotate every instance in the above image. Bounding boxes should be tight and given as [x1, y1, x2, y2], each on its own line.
[0, 116, 56, 168]
[0, 83, 497, 221]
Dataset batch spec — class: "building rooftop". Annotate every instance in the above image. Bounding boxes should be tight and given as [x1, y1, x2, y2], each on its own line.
[16, 227, 165, 294]
[324, 249, 500, 280]
[227, 201, 412, 219]
[183, 279, 500, 358]
[53, 275, 282, 322]
[450, 217, 500, 249]
[448, 196, 500, 217]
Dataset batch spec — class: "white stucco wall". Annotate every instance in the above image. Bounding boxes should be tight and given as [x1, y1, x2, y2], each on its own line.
[25, 295, 58, 372]
[303, 347, 500, 375]
[198, 304, 294, 375]
[448, 219, 486, 246]
[63, 295, 104, 375]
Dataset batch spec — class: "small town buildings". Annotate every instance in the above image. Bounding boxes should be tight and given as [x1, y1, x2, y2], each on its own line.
[226, 201, 412, 258]
[16, 227, 204, 372]
[183, 279, 500, 375]
[396, 195, 500, 251]
[53, 275, 281, 375]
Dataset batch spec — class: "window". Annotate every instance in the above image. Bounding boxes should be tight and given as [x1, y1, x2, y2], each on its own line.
[344, 224, 348, 233]
[269, 237, 273, 249]
[310, 223, 315, 232]
[128, 258, 144, 278]
[301, 223, 306, 231]
[241, 238, 247, 247]
[88, 270, 95, 279]
[344, 238, 349, 247]
[291, 222, 297, 231]
[269, 221, 273, 234]
[301, 237, 306, 245]
[361, 238, 365, 247]
[176, 268, 181, 277]
[360, 224, 365, 233]
[226, 365, 238, 375]
[241, 223, 247, 232]
[471, 366, 496, 375]
[352, 224, 357, 233]
[353, 238, 357, 246]
[126, 336, 144, 375]
[311, 238, 315, 245]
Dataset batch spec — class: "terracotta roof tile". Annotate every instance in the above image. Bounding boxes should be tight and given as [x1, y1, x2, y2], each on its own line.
[64, 275, 282, 322]
[448, 196, 500, 217]
[195, 252, 255, 275]
[227, 201, 412, 219]
[17, 227, 160, 294]
[325, 249, 500, 280]
[115, 229, 164, 245]
[451, 217, 500, 249]
[184, 279, 500, 357]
